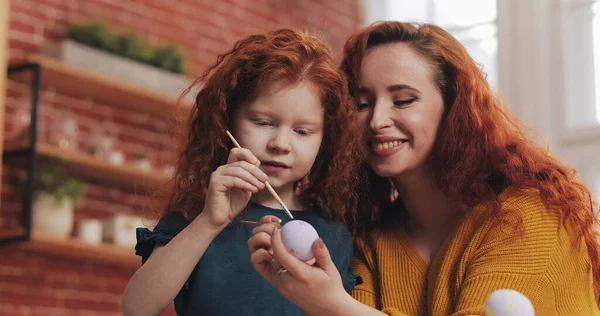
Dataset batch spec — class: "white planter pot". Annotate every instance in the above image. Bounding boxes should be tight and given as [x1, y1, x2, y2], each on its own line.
[42, 40, 193, 100]
[103, 214, 144, 246]
[32, 193, 74, 238]
[134, 158, 152, 170]
[107, 150, 125, 165]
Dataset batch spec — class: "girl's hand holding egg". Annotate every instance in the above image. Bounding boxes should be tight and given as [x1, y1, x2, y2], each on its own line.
[247, 217, 319, 263]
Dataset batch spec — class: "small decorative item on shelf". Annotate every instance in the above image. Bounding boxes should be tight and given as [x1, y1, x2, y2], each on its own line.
[107, 150, 125, 165]
[102, 214, 144, 246]
[48, 110, 79, 150]
[77, 218, 103, 244]
[31, 160, 86, 238]
[134, 152, 152, 170]
[10, 106, 31, 146]
[88, 122, 115, 159]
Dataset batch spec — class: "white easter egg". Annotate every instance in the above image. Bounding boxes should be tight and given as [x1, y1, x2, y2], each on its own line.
[485, 289, 535, 316]
[280, 220, 319, 261]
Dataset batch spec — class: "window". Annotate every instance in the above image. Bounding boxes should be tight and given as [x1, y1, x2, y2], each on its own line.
[362, 0, 498, 89]
[562, 0, 600, 199]
[565, 0, 600, 128]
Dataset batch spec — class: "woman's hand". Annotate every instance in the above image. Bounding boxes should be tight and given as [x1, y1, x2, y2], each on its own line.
[199, 148, 267, 231]
[249, 223, 352, 315]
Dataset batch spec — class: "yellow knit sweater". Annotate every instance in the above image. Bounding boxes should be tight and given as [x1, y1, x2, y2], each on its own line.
[352, 188, 600, 316]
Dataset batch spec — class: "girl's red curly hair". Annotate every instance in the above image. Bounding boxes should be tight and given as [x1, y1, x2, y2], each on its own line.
[163, 28, 362, 225]
[341, 21, 600, 304]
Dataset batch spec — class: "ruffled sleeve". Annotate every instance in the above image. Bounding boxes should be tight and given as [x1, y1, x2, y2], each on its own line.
[343, 271, 363, 293]
[135, 212, 188, 264]
[337, 226, 363, 293]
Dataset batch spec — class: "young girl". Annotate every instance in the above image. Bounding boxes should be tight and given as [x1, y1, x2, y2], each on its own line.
[121, 28, 362, 316]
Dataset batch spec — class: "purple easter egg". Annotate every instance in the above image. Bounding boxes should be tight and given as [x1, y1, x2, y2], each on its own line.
[281, 220, 319, 261]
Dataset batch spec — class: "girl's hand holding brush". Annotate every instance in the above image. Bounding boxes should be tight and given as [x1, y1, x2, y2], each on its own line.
[199, 148, 268, 233]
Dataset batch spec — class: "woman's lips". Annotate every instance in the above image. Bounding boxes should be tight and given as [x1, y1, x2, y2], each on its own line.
[369, 140, 408, 157]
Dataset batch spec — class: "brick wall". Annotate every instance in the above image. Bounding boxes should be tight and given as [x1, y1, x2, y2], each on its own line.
[0, 0, 362, 315]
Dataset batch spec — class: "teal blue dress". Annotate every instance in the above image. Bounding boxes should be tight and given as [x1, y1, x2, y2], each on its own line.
[135, 202, 360, 316]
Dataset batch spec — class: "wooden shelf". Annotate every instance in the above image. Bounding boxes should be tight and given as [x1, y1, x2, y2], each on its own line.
[39, 143, 170, 191]
[6, 143, 171, 192]
[10, 54, 190, 118]
[15, 231, 140, 269]
[0, 227, 26, 240]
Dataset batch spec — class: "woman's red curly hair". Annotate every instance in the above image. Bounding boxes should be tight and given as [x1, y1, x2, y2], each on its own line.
[341, 21, 600, 304]
[163, 28, 362, 225]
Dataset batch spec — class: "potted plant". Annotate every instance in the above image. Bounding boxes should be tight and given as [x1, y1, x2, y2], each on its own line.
[41, 19, 192, 100]
[31, 160, 86, 238]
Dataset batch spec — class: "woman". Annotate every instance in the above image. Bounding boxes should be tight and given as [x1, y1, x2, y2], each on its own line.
[247, 21, 600, 315]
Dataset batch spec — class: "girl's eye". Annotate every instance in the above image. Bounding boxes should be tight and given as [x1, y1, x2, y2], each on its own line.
[254, 120, 272, 126]
[294, 128, 310, 136]
[394, 98, 417, 107]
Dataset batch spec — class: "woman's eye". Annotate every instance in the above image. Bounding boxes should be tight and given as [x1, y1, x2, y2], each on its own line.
[356, 103, 371, 111]
[394, 98, 417, 107]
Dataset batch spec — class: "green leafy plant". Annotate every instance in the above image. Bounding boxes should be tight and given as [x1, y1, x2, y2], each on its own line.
[66, 19, 187, 74]
[149, 44, 186, 74]
[67, 19, 119, 52]
[134, 152, 147, 161]
[35, 160, 86, 207]
[117, 32, 152, 63]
